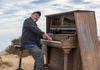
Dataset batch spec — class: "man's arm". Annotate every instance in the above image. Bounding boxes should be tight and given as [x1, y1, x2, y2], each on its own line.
[24, 19, 44, 37]
[24, 18, 52, 40]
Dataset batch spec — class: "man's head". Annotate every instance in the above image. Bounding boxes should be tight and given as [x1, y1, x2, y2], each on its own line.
[31, 11, 41, 22]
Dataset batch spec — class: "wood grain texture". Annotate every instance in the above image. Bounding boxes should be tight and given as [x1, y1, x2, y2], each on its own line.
[74, 12, 98, 70]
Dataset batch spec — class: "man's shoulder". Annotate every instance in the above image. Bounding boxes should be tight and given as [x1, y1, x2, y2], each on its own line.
[25, 17, 31, 22]
[24, 17, 33, 24]
[24, 17, 36, 26]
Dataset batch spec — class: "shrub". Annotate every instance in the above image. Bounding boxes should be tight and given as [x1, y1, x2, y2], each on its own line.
[5, 37, 30, 57]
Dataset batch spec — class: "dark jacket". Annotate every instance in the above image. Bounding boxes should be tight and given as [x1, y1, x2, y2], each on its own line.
[21, 17, 44, 47]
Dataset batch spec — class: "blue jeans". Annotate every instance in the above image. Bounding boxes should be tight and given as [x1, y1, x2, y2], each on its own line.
[24, 44, 44, 70]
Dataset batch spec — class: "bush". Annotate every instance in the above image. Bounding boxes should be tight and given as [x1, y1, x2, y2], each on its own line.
[5, 37, 30, 57]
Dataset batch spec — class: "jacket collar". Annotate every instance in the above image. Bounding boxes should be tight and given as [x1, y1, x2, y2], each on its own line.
[29, 17, 37, 26]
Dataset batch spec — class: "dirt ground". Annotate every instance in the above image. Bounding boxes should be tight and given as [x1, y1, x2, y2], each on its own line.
[0, 54, 34, 70]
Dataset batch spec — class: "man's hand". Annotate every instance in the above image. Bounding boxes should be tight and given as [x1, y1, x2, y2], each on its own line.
[42, 33, 52, 40]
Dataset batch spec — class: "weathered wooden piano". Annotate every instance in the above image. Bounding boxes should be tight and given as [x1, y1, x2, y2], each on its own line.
[43, 10, 99, 70]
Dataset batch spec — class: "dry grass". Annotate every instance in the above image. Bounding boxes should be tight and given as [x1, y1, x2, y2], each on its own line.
[0, 54, 34, 70]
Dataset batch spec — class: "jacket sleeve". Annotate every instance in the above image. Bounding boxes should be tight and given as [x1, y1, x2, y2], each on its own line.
[24, 19, 44, 37]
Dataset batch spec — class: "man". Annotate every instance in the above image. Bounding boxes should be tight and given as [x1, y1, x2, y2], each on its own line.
[21, 11, 52, 70]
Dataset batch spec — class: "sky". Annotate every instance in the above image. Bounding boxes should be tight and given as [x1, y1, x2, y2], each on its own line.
[0, 0, 100, 52]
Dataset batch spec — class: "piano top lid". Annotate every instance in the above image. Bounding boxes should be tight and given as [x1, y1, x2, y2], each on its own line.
[45, 10, 94, 17]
